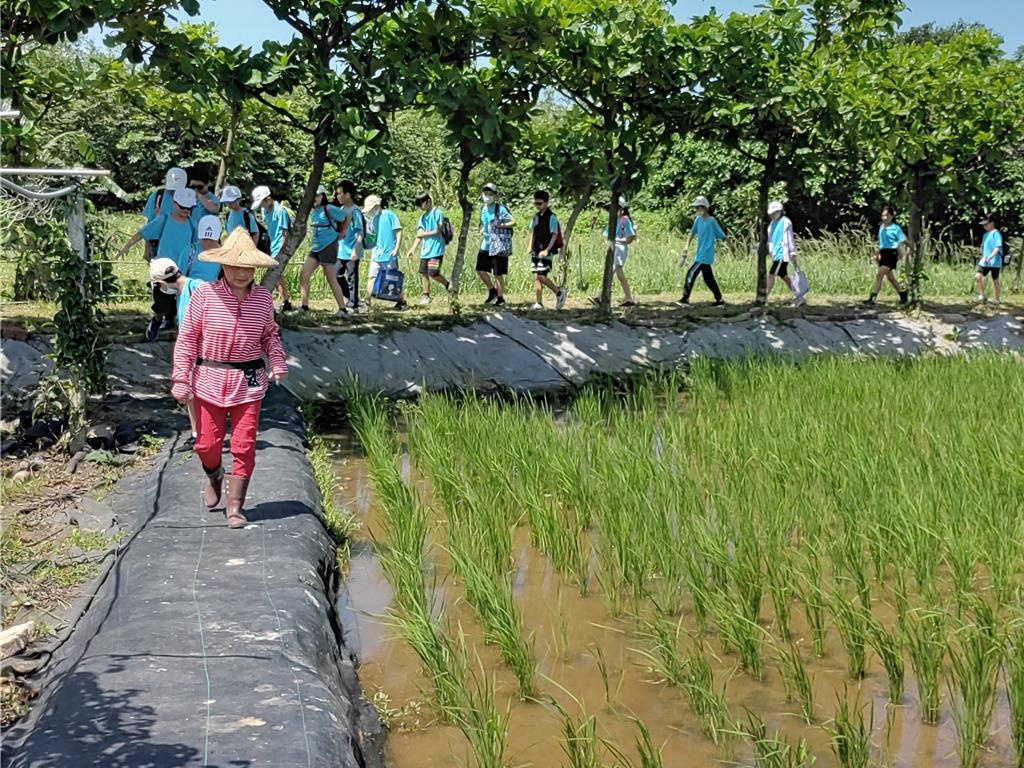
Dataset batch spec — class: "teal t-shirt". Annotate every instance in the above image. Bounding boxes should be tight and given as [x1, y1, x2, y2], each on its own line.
[310, 204, 346, 253]
[142, 189, 174, 222]
[339, 206, 363, 260]
[480, 203, 511, 252]
[265, 201, 291, 259]
[372, 210, 402, 263]
[225, 208, 258, 238]
[187, 246, 222, 283]
[139, 215, 196, 273]
[769, 216, 794, 262]
[418, 208, 445, 259]
[980, 230, 1003, 268]
[603, 216, 636, 240]
[175, 277, 205, 328]
[190, 191, 220, 226]
[691, 215, 725, 265]
[878, 223, 906, 250]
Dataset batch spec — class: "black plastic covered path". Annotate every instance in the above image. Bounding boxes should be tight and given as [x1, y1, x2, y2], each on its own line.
[3, 390, 382, 768]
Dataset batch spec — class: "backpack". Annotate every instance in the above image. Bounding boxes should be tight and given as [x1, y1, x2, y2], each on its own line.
[244, 209, 273, 255]
[1003, 237, 1012, 267]
[554, 220, 565, 252]
[145, 188, 166, 258]
[441, 215, 454, 245]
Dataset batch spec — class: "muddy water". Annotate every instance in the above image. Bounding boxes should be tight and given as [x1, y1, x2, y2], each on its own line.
[326, 433, 1014, 768]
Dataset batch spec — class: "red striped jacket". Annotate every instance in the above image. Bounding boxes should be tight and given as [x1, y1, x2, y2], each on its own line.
[171, 278, 288, 406]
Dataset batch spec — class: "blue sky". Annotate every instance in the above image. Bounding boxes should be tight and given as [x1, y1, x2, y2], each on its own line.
[94, 0, 1023, 54]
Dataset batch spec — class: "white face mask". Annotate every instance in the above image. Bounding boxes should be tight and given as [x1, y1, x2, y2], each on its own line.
[157, 282, 179, 295]
[482, 194, 495, 204]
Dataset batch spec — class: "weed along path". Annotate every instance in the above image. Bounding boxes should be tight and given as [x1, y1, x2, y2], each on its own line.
[2, 390, 383, 768]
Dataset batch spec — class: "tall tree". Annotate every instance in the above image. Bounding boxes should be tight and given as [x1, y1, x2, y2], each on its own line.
[839, 26, 1024, 303]
[682, 0, 903, 304]
[539, 0, 692, 312]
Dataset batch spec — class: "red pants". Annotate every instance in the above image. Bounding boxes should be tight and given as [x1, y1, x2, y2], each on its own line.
[194, 398, 262, 478]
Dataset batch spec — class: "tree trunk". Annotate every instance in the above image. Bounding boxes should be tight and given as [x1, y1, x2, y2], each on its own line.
[448, 159, 474, 308]
[562, 187, 591, 254]
[214, 102, 241, 192]
[907, 170, 926, 305]
[754, 143, 778, 306]
[598, 141, 622, 313]
[260, 138, 327, 292]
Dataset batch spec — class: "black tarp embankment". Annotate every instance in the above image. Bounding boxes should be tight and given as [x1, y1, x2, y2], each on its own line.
[2, 390, 383, 768]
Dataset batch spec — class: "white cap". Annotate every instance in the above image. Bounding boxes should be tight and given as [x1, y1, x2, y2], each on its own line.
[219, 185, 242, 204]
[362, 194, 382, 214]
[149, 257, 180, 283]
[618, 196, 628, 208]
[251, 185, 271, 209]
[164, 167, 187, 191]
[768, 201, 784, 216]
[198, 215, 222, 241]
[173, 187, 197, 208]
[691, 195, 710, 209]
[316, 184, 328, 196]
[483, 182, 498, 193]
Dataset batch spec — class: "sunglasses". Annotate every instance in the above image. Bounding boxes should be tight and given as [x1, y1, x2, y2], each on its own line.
[533, 201, 544, 207]
[175, 202, 195, 211]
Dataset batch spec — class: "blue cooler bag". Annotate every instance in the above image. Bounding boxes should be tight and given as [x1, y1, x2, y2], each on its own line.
[372, 266, 404, 303]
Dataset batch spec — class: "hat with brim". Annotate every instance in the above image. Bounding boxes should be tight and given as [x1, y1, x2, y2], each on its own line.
[767, 201, 784, 216]
[691, 195, 710, 209]
[362, 194, 382, 214]
[199, 227, 278, 268]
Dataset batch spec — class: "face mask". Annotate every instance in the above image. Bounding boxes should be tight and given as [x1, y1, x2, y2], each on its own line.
[482, 194, 495, 204]
[158, 283, 179, 295]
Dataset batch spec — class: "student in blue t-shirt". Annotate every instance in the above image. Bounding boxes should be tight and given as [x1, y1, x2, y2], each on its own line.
[362, 194, 407, 309]
[299, 184, 348, 315]
[405, 192, 451, 306]
[592, 197, 637, 307]
[220, 185, 259, 245]
[864, 204, 909, 306]
[119, 186, 199, 341]
[335, 179, 365, 313]
[252, 185, 292, 311]
[189, 215, 225, 283]
[975, 214, 1004, 305]
[186, 167, 221, 226]
[476, 182, 515, 307]
[676, 195, 725, 306]
[141, 167, 186, 261]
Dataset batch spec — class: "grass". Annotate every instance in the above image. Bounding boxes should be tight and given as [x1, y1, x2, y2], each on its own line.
[343, 354, 1024, 766]
[306, 431, 360, 567]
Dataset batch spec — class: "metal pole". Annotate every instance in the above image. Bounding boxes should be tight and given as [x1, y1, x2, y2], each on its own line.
[0, 167, 111, 178]
[0, 110, 21, 120]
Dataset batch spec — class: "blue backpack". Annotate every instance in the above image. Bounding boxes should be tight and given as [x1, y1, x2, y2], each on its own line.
[372, 265, 404, 302]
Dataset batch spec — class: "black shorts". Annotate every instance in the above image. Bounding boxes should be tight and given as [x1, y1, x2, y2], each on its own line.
[978, 266, 1001, 279]
[419, 256, 443, 276]
[530, 255, 553, 276]
[310, 240, 338, 265]
[475, 249, 509, 276]
[769, 260, 788, 278]
[878, 248, 899, 269]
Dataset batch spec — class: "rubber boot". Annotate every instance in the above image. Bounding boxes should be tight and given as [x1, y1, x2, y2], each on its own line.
[203, 464, 224, 509]
[225, 474, 250, 529]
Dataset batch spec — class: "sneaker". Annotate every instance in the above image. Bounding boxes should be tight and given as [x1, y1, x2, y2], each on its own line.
[862, 296, 877, 306]
[282, 300, 294, 312]
[300, 305, 310, 313]
[589, 296, 601, 306]
[975, 294, 987, 304]
[898, 291, 909, 306]
[675, 297, 690, 307]
[494, 296, 505, 307]
[555, 287, 568, 310]
[791, 296, 806, 307]
[145, 316, 162, 343]
[991, 298, 1002, 305]
[620, 300, 637, 308]
[395, 299, 409, 311]
[336, 308, 350, 317]
[712, 299, 726, 307]
[418, 294, 431, 306]
[484, 288, 498, 305]
[531, 302, 544, 310]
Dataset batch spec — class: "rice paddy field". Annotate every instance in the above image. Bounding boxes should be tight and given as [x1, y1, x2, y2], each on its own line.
[330, 355, 1024, 768]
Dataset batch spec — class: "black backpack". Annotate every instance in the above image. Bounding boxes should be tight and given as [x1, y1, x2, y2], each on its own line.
[244, 209, 273, 255]
[441, 215, 454, 245]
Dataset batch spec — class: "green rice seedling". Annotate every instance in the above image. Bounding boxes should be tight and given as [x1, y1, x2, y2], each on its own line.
[307, 432, 360, 558]
[775, 641, 814, 724]
[904, 607, 945, 725]
[948, 619, 1002, 768]
[745, 711, 815, 768]
[635, 614, 687, 687]
[627, 717, 664, 768]
[1005, 622, 1024, 768]
[713, 589, 766, 680]
[866, 617, 905, 705]
[551, 698, 603, 768]
[458, 661, 510, 768]
[796, 552, 828, 658]
[388, 604, 466, 723]
[681, 638, 741, 759]
[824, 688, 874, 768]
[830, 589, 870, 680]
[681, 547, 712, 634]
[765, 549, 794, 642]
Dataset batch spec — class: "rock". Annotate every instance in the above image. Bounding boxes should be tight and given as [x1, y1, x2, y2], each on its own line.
[1, 325, 29, 342]
[70, 496, 116, 531]
[0, 418, 20, 437]
[86, 423, 116, 450]
[23, 418, 64, 444]
[0, 439, 17, 457]
[10, 470, 32, 484]
[0, 622, 34, 660]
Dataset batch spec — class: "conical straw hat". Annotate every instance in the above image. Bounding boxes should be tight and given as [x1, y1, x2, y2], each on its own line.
[198, 226, 278, 268]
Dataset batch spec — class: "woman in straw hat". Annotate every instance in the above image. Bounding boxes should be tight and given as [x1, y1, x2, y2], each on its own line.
[171, 227, 289, 529]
